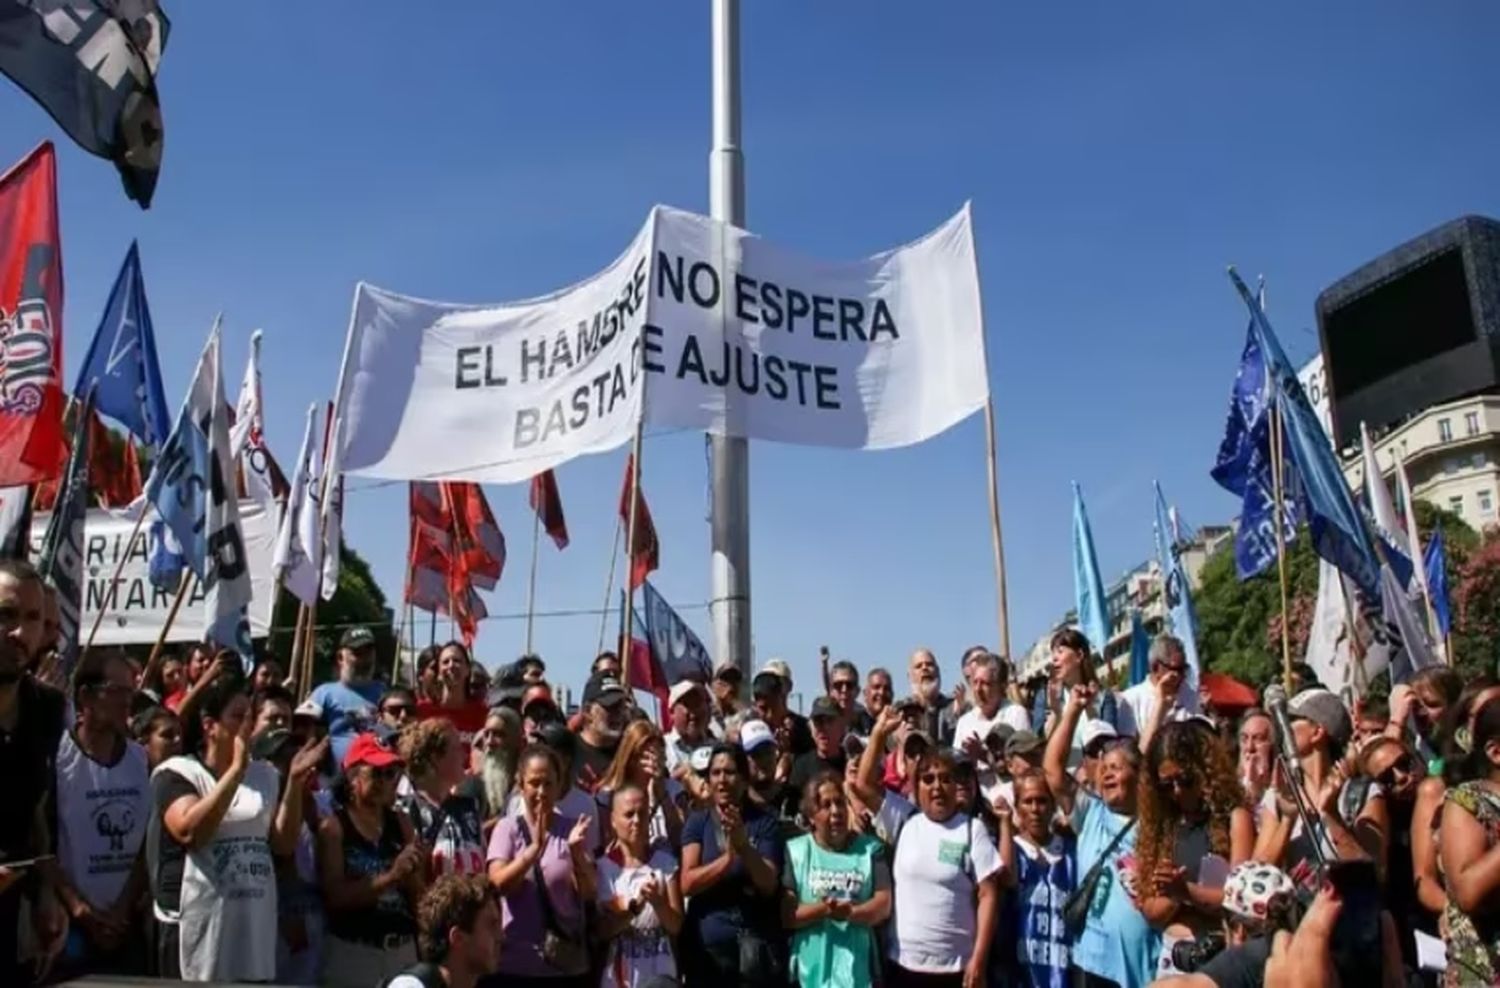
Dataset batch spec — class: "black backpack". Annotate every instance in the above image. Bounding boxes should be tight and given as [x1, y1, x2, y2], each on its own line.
[380, 962, 446, 988]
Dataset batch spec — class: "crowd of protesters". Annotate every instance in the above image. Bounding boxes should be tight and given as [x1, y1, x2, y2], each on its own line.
[0, 554, 1492, 986]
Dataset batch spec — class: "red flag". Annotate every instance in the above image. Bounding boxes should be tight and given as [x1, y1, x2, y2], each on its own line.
[448, 483, 505, 591]
[528, 470, 569, 549]
[123, 437, 143, 501]
[86, 411, 141, 508]
[618, 454, 658, 590]
[0, 144, 66, 485]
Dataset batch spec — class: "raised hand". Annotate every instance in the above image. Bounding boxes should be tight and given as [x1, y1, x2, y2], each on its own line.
[566, 814, 592, 854]
[288, 737, 329, 787]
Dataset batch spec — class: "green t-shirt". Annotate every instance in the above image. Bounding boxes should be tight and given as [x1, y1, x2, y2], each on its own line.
[782, 831, 888, 988]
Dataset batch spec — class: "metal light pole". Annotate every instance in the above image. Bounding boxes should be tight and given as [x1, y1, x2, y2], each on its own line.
[708, 0, 752, 678]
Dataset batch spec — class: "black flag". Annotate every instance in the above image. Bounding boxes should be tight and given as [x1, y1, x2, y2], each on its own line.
[0, 1, 169, 207]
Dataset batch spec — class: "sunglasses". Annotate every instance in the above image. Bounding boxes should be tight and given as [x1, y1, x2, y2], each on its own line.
[918, 772, 957, 787]
[1375, 754, 1416, 788]
[381, 703, 414, 718]
[831, 680, 858, 692]
[1158, 769, 1198, 791]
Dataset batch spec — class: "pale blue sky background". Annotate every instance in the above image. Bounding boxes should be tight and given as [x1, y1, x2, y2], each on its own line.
[3, 2, 1499, 698]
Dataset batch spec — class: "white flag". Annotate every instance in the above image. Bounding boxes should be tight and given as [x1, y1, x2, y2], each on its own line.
[1360, 422, 1407, 558]
[332, 204, 988, 483]
[1305, 559, 1359, 701]
[272, 404, 321, 605]
[230, 330, 278, 517]
[0, 485, 30, 557]
[1395, 448, 1441, 650]
[319, 413, 343, 600]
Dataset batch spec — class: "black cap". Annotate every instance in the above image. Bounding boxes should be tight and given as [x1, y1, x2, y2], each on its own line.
[582, 672, 628, 708]
[538, 721, 577, 759]
[893, 695, 923, 713]
[809, 696, 841, 721]
[902, 730, 934, 757]
[517, 653, 546, 674]
[340, 626, 375, 651]
[752, 671, 782, 698]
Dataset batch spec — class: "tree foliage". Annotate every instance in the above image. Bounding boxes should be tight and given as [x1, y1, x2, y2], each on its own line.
[1194, 501, 1495, 686]
[264, 541, 394, 685]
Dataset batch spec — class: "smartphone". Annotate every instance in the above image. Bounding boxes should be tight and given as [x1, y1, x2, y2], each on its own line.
[1324, 859, 1383, 984]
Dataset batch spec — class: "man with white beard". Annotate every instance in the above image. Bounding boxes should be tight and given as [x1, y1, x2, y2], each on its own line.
[461, 707, 520, 828]
[905, 648, 959, 746]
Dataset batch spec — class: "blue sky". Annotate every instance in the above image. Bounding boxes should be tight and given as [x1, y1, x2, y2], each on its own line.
[3, 2, 1498, 700]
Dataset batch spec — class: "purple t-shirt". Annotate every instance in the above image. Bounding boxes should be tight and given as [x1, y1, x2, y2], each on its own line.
[486, 813, 586, 977]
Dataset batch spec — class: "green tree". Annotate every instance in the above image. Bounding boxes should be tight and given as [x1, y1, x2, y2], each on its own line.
[266, 541, 395, 686]
[1194, 530, 1318, 686]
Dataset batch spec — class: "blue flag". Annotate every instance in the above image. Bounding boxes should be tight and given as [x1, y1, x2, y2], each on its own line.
[641, 580, 713, 685]
[73, 242, 171, 450]
[1211, 322, 1305, 580]
[1128, 610, 1150, 687]
[144, 321, 254, 663]
[1072, 483, 1110, 658]
[1220, 270, 1382, 600]
[1153, 481, 1203, 691]
[1424, 527, 1452, 638]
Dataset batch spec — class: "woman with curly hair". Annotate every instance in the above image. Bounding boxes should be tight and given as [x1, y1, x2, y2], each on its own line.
[399, 717, 487, 877]
[1133, 719, 1254, 978]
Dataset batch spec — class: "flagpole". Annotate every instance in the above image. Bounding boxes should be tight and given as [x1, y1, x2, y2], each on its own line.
[143, 571, 194, 678]
[982, 396, 1011, 657]
[525, 509, 541, 654]
[287, 602, 308, 689]
[619, 422, 645, 689]
[597, 513, 623, 658]
[1268, 397, 1294, 695]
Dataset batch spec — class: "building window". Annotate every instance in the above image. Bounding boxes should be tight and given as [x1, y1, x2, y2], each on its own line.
[1450, 495, 1465, 517]
[1468, 411, 1482, 436]
[1445, 457, 1460, 475]
[1439, 418, 1454, 442]
[1482, 490, 1495, 516]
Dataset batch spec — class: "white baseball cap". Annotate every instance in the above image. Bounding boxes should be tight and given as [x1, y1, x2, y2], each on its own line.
[759, 659, 793, 686]
[739, 719, 776, 753]
[668, 680, 706, 707]
[1080, 719, 1118, 751]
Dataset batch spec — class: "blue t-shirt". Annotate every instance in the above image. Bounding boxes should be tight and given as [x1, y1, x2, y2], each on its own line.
[1013, 834, 1075, 988]
[1069, 792, 1159, 988]
[681, 802, 784, 948]
[308, 680, 384, 765]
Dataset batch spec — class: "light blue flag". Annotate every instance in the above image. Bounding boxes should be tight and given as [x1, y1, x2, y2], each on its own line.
[1128, 610, 1150, 687]
[143, 320, 254, 664]
[1153, 481, 1203, 691]
[1071, 482, 1110, 659]
[72, 242, 171, 450]
[1226, 270, 1383, 600]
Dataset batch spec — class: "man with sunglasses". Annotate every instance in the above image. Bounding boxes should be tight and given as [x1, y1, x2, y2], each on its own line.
[825, 659, 864, 728]
[379, 688, 419, 732]
[51, 650, 149, 978]
[1116, 634, 1199, 738]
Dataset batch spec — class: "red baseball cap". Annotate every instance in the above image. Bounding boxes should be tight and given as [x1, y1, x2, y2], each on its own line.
[343, 732, 403, 772]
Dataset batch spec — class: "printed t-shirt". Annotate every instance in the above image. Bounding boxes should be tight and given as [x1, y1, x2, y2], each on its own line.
[307, 680, 384, 764]
[55, 731, 150, 909]
[1070, 791, 1159, 988]
[597, 846, 680, 987]
[874, 791, 1001, 974]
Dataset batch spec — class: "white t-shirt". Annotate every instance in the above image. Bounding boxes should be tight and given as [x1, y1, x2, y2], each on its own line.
[953, 703, 1032, 798]
[1114, 678, 1199, 738]
[55, 731, 150, 910]
[874, 792, 1002, 973]
[596, 847, 679, 987]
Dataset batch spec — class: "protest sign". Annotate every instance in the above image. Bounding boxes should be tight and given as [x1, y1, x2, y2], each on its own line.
[333, 205, 988, 482]
[30, 503, 277, 647]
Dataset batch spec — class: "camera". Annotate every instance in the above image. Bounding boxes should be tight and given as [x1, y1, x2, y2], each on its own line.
[1169, 932, 1227, 973]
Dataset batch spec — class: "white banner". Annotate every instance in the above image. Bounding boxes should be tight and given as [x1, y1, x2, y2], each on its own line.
[29, 502, 278, 646]
[334, 205, 988, 482]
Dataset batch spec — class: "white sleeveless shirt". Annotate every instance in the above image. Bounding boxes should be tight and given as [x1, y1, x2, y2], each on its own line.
[54, 731, 149, 910]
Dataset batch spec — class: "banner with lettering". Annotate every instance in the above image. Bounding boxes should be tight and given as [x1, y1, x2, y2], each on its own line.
[333, 205, 988, 482]
[29, 502, 278, 646]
